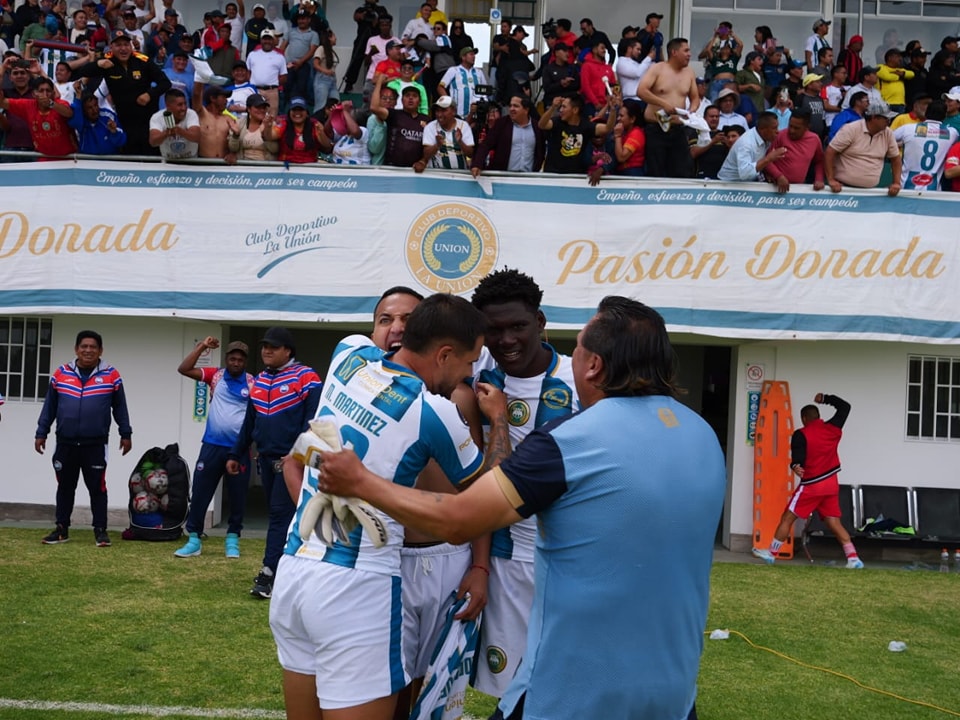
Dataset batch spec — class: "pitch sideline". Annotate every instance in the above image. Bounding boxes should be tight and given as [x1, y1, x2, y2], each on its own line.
[0, 698, 481, 719]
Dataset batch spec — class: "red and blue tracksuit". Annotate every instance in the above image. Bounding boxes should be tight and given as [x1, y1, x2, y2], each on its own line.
[230, 360, 322, 573]
[35, 360, 133, 530]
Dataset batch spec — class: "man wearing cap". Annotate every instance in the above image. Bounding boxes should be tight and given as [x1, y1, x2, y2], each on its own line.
[796, 72, 827, 138]
[637, 12, 663, 63]
[175, 337, 255, 560]
[842, 66, 882, 109]
[877, 49, 913, 113]
[494, 24, 536, 103]
[226, 61, 257, 114]
[942, 86, 960, 134]
[246, 28, 286, 111]
[162, 50, 194, 108]
[371, 72, 428, 167]
[715, 87, 747, 132]
[244, 3, 272, 56]
[228, 327, 322, 599]
[372, 38, 402, 83]
[198, 85, 233, 158]
[826, 101, 901, 193]
[388, 58, 427, 114]
[73, 30, 171, 154]
[541, 42, 579, 108]
[903, 47, 930, 107]
[805, 18, 831, 72]
[838, 34, 864, 87]
[439, 46, 488, 119]
[148, 87, 199, 158]
[281, 11, 318, 109]
[418, 94, 474, 171]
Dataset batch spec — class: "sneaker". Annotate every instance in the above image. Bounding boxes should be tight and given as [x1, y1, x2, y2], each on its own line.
[94, 528, 111, 547]
[42, 524, 69, 544]
[174, 532, 202, 558]
[225, 533, 240, 559]
[250, 567, 274, 599]
[846, 557, 865, 569]
[752, 547, 776, 564]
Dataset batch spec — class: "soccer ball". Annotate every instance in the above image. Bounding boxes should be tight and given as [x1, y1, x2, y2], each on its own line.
[129, 472, 144, 494]
[158, 494, 170, 512]
[133, 491, 160, 513]
[144, 468, 169, 496]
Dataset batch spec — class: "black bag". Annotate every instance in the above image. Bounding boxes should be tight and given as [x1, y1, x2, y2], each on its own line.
[122, 443, 190, 541]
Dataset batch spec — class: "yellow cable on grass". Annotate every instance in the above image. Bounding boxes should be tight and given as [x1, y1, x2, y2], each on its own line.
[707, 629, 960, 718]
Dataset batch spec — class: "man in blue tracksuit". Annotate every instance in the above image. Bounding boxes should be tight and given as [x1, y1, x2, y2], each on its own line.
[68, 93, 127, 155]
[35, 330, 133, 548]
[227, 327, 322, 599]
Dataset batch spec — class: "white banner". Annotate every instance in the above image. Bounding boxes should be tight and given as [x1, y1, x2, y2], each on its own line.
[1, 161, 959, 342]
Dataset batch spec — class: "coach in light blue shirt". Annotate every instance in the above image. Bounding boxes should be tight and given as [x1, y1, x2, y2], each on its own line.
[316, 296, 727, 720]
[718, 111, 781, 181]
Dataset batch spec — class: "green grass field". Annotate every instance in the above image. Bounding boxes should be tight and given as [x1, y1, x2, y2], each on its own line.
[2, 527, 959, 720]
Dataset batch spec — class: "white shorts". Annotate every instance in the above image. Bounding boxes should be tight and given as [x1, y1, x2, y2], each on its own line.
[269, 554, 409, 709]
[471, 556, 534, 698]
[400, 542, 471, 679]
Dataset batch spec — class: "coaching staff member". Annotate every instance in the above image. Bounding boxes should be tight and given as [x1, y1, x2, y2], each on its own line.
[35, 330, 133, 548]
[74, 31, 172, 155]
[318, 296, 726, 720]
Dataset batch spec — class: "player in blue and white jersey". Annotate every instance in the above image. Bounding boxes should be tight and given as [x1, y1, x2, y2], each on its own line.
[268, 293, 511, 720]
[469, 269, 580, 701]
[317, 296, 726, 720]
[893, 100, 959, 190]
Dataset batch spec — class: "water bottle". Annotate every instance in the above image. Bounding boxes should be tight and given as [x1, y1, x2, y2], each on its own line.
[940, 548, 950, 573]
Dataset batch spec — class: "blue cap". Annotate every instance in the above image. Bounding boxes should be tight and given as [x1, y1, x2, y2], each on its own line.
[289, 97, 308, 109]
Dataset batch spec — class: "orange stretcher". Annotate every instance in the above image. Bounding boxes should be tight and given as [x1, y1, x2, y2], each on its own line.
[752, 380, 796, 558]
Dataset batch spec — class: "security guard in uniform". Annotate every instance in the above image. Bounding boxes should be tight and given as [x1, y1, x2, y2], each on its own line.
[73, 30, 172, 155]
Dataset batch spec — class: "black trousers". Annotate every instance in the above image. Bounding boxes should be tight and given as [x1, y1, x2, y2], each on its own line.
[53, 442, 109, 529]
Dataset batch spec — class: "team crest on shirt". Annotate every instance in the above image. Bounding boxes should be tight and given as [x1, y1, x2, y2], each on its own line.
[95, 377, 104, 384]
[197, 461, 205, 472]
[279, 384, 289, 393]
[508, 399, 530, 426]
[241, 388, 249, 397]
[405, 203, 499, 294]
[541, 388, 571, 410]
[486, 646, 507, 674]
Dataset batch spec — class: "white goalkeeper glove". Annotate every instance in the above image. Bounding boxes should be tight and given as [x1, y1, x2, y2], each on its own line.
[294, 420, 388, 548]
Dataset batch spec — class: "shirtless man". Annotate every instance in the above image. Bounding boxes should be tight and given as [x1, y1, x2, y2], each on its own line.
[637, 37, 699, 177]
[198, 85, 233, 159]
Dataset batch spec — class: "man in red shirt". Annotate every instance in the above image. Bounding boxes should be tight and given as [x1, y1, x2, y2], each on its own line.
[0, 75, 76, 157]
[944, 140, 960, 191]
[753, 393, 864, 568]
[373, 39, 402, 83]
[763, 107, 825, 193]
[579, 40, 615, 115]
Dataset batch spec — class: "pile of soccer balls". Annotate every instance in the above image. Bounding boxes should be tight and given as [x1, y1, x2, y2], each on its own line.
[130, 460, 171, 515]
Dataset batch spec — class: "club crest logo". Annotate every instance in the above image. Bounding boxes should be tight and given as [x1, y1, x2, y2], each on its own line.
[541, 388, 571, 410]
[508, 399, 530, 426]
[406, 203, 499, 294]
[486, 646, 507, 674]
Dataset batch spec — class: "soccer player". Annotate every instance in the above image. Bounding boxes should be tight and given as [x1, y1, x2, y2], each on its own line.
[35, 330, 133, 547]
[362, 287, 492, 720]
[469, 269, 580, 702]
[317, 296, 727, 720]
[753, 393, 863, 568]
[893, 100, 959, 190]
[269, 294, 511, 720]
[174, 337, 254, 559]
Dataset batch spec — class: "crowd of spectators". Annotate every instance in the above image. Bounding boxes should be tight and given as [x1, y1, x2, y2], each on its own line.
[1, 0, 960, 192]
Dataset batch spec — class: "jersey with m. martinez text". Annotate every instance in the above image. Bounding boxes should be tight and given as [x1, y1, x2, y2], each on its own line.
[474, 343, 579, 563]
[284, 335, 483, 576]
